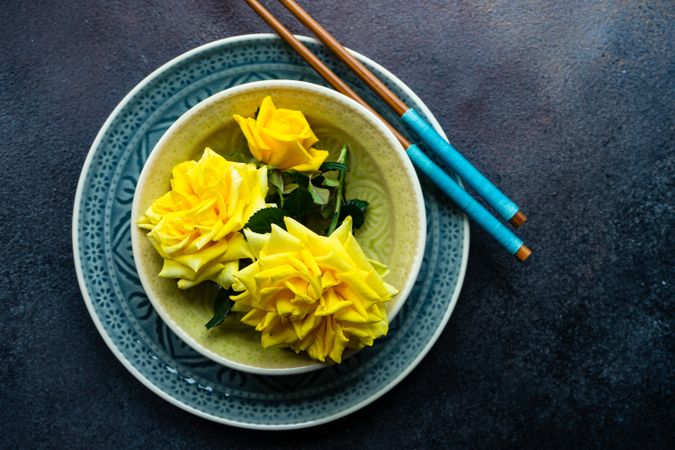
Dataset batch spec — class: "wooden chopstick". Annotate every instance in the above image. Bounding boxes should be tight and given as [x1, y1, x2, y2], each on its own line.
[279, 0, 527, 229]
[244, 0, 531, 262]
[279, 0, 408, 117]
[243, 0, 411, 148]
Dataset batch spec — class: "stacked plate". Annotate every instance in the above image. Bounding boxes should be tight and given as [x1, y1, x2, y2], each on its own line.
[72, 34, 468, 429]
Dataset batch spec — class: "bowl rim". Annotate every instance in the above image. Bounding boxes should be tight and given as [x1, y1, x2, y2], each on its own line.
[130, 79, 426, 375]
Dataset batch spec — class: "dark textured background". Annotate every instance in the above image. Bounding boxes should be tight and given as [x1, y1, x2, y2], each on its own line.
[1, 0, 673, 448]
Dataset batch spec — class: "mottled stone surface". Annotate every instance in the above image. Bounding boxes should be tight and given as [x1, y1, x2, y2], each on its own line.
[1, 0, 672, 448]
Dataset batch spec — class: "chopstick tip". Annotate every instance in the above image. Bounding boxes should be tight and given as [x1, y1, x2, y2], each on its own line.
[510, 211, 527, 228]
[515, 244, 532, 262]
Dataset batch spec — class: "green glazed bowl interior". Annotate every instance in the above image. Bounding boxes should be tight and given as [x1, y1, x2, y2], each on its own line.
[131, 80, 426, 375]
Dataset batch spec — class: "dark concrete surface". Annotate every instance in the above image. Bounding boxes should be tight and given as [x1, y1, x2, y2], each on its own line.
[1, 0, 673, 448]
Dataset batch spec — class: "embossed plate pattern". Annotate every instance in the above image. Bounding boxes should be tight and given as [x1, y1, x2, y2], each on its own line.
[73, 34, 468, 429]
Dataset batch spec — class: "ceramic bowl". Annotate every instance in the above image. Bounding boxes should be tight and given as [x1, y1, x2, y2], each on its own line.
[131, 80, 425, 375]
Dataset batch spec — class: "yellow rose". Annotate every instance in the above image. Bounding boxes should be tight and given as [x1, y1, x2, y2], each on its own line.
[233, 96, 329, 172]
[230, 216, 398, 363]
[137, 148, 269, 289]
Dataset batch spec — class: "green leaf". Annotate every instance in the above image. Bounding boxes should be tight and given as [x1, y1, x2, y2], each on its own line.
[285, 171, 309, 189]
[265, 192, 281, 205]
[269, 170, 284, 195]
[283, 183, 299, 194]
[326, 145, 350, 235]
[221, 150, 250, 163]
[283, 188, 314, 219]
[244, 207, 287, 233]
[339, 199, 369, 230]
[205, 287, 235, 329]
[322, 177, 340, 187]
[345, 198, 369, 212]
[321, 196, 337, 218]
[339, 205, 366, 230]
[308, 183, 331, 205]
[319, 161, 349, 172]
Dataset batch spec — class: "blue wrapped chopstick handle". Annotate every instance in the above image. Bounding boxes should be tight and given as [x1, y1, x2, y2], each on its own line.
[407, 144, 524, 255]
[402, 108, 519, 222]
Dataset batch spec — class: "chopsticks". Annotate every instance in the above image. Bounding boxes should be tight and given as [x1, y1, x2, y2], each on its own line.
[244, 0, 531, 262]
[279, 0, 527, 229]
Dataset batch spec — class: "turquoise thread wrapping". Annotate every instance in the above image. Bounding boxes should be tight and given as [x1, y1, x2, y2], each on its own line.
[402, 108, 519, 221]
[406, 144, 523, 255]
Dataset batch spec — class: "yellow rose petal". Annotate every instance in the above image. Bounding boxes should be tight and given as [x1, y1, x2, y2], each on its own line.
[233, 96, 329, 172]
[138, 148, 269, 289]
[230, 216, 398, 364]
[233, 115, 268, 162]
[256, 96, 277, 125]
[290, 147, 329, 172]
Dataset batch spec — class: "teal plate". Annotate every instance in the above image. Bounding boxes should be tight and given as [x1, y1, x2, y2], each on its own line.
[72, 34, 469, 429]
